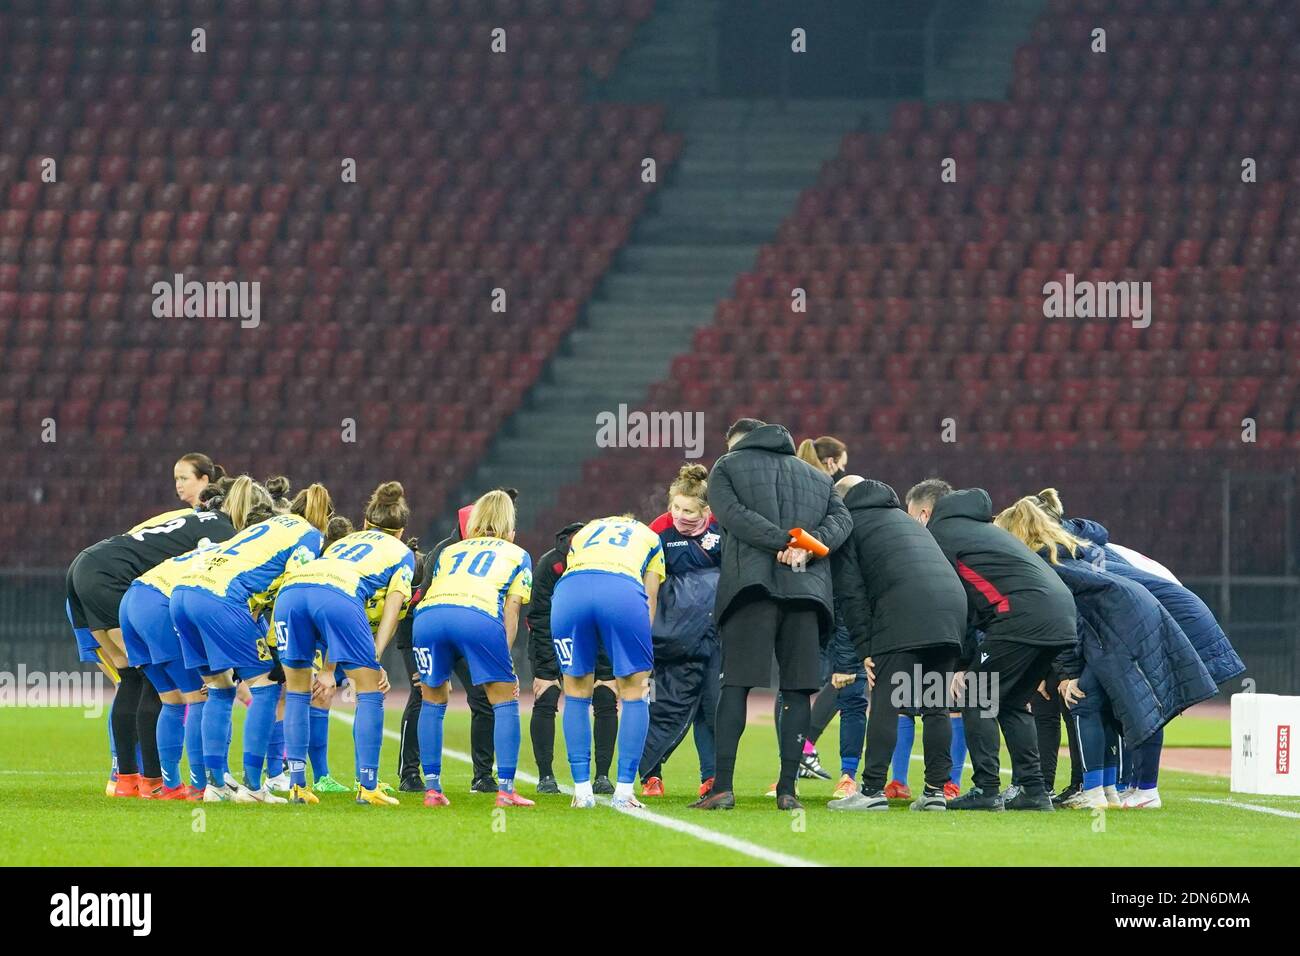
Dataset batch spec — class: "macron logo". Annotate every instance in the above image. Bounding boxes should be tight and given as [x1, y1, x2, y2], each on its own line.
[980, 653, 990, 664]
[50, 886, 151, 936]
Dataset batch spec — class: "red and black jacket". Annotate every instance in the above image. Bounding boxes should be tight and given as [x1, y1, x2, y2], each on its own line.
[925, 488, 1078, 666]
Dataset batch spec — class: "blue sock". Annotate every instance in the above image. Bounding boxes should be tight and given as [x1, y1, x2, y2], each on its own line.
[284, 692, 312, 788]
[309, 706, 331, 781]
[839, 691, 866, 778]
[157, 703, 187, 789]
[418, 700, 447, 786]
[202, 686, 236, 786]
[616, 698, 649, 786]
[493, 700, 521, 792]
[267, 719, 285, 777]
[1137, 729, 1163, 790]
[241, 683, 279, 790]
[563, 696, 593, 783]
[891, 715, 914, 783]
[949, 715, 967, 786]
[354, 691, 384, 791]
[185, 701, 205, 788]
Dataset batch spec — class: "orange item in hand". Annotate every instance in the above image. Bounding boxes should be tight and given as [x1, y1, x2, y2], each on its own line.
[787, 528, 829, 557]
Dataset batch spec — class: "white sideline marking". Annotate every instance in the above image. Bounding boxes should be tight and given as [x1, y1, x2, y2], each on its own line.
[1188, 797, 1300, 820]
[329, 710, 822, 868]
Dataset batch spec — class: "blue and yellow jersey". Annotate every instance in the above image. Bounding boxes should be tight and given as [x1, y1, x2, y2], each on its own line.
[562, 517, 665, 588]
[179, 513, 322, 610]
[281, 529, 416, 628]
[126, 507, 195, 535]
[417, 537, 532, 624]
[138, 540, 225, 598]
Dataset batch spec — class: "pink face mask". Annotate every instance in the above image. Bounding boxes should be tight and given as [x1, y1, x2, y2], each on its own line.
[673, 511, 710, 537]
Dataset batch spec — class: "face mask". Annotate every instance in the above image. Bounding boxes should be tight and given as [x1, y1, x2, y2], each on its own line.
[828, 465, 845, 481]
[672, 511, 710, 537]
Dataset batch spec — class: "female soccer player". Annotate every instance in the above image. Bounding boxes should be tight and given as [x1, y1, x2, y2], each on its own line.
[994, 497, 1217, 809]
[172, 481, 332, 803]
[67, 490, 245, 797]
[411, 490, 533, 808]
[285, 515, 358, 796]
[553, 513, 664, 809]
[119, 479, 256, 799]
[274, 482, 414, 807]
[174, 452, 225, 508]
[638, 464, 721, 799]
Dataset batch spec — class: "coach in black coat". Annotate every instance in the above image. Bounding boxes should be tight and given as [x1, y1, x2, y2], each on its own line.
[691, 419, 852, 812]
[709, 423, 853, 641]
[905, 482, 1077, 810]
[828, 476, 967, 809]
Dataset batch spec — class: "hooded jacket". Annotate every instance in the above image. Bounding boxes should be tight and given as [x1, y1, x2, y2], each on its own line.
[708, 423, 853, 637]
[1045, 543, 1218, 746]
[925, 488, 1077, 664]
[647, 512, 722, 663]
[831, 479, 967, 661]
[1063, 518, 1245, 686]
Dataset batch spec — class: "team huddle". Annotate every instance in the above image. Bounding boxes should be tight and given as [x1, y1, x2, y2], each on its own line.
[66, 421, 1243, 814]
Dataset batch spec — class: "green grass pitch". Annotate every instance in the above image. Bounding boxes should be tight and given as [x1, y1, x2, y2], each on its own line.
[1, 704, 1295, 866]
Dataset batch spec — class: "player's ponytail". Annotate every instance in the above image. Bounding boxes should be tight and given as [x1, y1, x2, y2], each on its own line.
[324, 515, 354, 548]
[994, 497, 1087, 566]
[291, 483, 334, 533]
[1035, 488, 1065, 522]
[363, 480, 410, 534]
[796, 436, 846, 476]
[667, 462, 709, 507]
[466, 489, 516, 541]
[225, 476, 274, 530]
[264, 475, 293, 514]
[179, 452, 223, 484]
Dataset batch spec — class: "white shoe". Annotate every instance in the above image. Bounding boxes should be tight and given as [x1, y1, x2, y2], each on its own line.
[1103, 785, 1123, 808]
[570, 793, 597, 809]
[1122, 788, 1161, 809]
[223, 771, 241, 789]
[264, 772, 291, 793]
[610, 794, 645, 810]
[1061, 788, 1096, 809]
[1072, 786, 1109, 810]
[235, 786, 287, 805]
[204, 783, 240, 803]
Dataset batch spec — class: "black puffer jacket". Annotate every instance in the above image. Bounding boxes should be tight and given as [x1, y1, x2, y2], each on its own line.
[925, 488, 1077, 665]
[831, 479, 966, 660]
[709, 423, 853, 637]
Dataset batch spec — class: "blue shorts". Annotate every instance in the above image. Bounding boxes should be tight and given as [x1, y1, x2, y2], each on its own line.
[551, 571, 653, 678]
[119, 581, 169, 668]
[273, 584, 378, 670]
[67, 598, 101, 664]
[171, 586, 272, 680]
[412, 604, 514, 687]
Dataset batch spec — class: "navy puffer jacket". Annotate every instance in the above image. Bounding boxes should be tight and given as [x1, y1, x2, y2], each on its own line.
[1048, 543, 1218, 747]
[1063, 518, 1244, 686]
